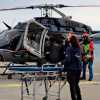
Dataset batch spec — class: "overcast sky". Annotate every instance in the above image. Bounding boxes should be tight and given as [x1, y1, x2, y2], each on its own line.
[0, 0, 100, 31]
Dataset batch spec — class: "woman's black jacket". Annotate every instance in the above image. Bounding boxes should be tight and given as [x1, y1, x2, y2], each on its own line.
[63, 46, 82, 72]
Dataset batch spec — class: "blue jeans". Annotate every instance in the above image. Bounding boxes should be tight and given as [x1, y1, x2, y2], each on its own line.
[82, 61, 93, 80]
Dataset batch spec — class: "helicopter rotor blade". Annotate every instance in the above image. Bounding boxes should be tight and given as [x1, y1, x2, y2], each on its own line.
[0, 7, 33, 11]
[0, 5, 52, 11]
[0, 5, 56, 11]
[27, 4, 100, 8]
[57, 4, 100, 8]
[0, 4, 100, 11]
[0, 6, 38, 11]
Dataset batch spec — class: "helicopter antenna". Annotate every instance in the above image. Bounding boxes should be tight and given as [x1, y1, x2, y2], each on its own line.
[2, 21, 11, 29]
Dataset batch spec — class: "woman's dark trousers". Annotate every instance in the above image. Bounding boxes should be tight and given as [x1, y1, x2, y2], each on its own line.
[67, 70, 82, 100]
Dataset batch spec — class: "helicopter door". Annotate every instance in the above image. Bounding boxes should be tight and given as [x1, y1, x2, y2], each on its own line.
[23, 20, 48, 58]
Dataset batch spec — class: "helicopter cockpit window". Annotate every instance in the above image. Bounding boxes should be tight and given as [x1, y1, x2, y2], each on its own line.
[14, 22, 27, 32]
[74, 27, 85, 32]
[73, 27, 86, 34]
[24, 20, 48, 58]
[58, 19, 66, 26]
[27, 23, 44, 51]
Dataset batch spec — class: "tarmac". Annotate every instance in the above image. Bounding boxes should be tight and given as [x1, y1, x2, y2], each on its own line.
[0, 60, 100, 100]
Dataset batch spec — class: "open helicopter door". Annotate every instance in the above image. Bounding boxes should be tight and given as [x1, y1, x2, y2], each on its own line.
[23, 19, 48, 58]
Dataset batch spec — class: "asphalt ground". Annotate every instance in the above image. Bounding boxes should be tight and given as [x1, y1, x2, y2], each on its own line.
[0, 60, 100, 100]
[0, 78, 100, 100]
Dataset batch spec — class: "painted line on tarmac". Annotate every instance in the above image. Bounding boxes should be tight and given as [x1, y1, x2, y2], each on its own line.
[85, 72, 100, 76]
[91, 72, 100, 76]
[0, 84, 21, 88]
[0, 80, 100, 88]
[80, 81, 100, 85]
[94, 72, 100, 76]
[60, 80, 100, 86]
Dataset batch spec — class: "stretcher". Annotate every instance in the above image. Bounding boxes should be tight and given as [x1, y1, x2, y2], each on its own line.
[7, 63, 64, 100]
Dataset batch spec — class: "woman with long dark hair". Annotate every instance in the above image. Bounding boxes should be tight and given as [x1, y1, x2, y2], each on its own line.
[64, 32, 82, 100]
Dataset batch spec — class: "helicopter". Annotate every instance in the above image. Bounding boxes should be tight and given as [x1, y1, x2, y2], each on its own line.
[0, 4, 99, 66]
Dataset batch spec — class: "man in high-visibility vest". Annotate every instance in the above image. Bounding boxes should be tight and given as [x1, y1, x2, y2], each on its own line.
[81, 32, 94, 81]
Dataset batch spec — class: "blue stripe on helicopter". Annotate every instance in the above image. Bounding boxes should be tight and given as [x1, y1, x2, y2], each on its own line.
[8, 66, 63, 72]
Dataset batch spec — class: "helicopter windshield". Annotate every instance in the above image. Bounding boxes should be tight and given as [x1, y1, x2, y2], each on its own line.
[14, 22, 27, 32]
[27, 23, 43, 50]
[24, 20, 48, 58]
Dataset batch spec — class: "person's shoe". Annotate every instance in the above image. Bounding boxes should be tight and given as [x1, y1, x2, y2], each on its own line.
[80, 77, 86, 80]
[88, 79, 93, 81]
